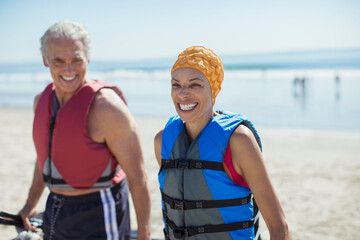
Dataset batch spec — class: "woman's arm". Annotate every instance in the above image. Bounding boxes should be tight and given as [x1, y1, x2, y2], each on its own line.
[154, 130, 163, 166]
[230, 125, 290, 240]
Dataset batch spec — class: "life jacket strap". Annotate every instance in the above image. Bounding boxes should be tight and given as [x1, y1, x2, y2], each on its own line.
[161, 191, 252, 210]
[161, 159, 225, 171]
[163, 212, 255, 239]
[42, 169, 117, 186]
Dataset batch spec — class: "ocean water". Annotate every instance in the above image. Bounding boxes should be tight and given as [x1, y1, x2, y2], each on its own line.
[1, 49, 360, 130]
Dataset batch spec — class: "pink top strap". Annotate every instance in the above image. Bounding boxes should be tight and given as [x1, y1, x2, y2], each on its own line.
[223, 144, 249, 187]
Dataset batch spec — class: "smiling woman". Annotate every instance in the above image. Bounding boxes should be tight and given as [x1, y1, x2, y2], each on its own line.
[171, 67, 213, 128]
[154, 46, 290, 240]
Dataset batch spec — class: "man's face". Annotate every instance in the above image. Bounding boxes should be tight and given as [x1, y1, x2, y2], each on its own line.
[43, 37, 89, 97]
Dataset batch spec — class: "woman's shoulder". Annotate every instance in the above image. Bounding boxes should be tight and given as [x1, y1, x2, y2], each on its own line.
[154, 129, 164, 144]
[154, 129, 164, 165]
[231, 124, 254, 140]
[229, 124, 261, 153]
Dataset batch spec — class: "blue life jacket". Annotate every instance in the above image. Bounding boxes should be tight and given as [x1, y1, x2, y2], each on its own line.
[158, 112, 262, 240]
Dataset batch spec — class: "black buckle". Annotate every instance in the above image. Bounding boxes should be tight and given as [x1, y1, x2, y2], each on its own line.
[43, 174, 52, 184]
[172, 200, 184, 210]
[172, 228, 189, 239]
[176, 159, 189, 169]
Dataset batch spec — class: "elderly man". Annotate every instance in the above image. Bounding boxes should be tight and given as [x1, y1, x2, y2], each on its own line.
[18, 21, 151, 240]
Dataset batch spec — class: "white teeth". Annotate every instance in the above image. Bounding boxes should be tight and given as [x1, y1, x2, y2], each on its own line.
[62, 75, 76, 81]
[179, 103, 197, 111]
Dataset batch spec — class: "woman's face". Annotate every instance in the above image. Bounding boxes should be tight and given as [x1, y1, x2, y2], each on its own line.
[171, 67, 213, 124]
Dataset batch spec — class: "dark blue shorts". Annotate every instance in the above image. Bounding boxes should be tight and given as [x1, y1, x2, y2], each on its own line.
[43, 180, 130, 240]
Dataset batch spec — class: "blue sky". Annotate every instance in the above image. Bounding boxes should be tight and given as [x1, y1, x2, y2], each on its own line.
[0, 0, 359, 63]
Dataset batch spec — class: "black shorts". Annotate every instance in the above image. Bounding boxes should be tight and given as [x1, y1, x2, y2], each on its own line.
[43, 180, 130, 240]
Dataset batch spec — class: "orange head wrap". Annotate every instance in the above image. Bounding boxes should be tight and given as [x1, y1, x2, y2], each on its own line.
[171, 46, 224, 104]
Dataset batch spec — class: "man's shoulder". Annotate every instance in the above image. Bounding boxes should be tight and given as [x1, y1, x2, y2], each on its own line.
[89, 80, 126, 104]
[87, 87, 132, 141]
[92, 87, 126, 112]
[33, 92, 45, 112]
[88, 87, 131, 129]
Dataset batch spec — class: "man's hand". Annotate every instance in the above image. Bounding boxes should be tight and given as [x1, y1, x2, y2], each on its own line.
[18, 163, 45, 231]
[18, 205, 37, 231]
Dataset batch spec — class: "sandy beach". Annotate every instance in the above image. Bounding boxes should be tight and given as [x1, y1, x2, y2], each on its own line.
[0, 107, 359, 239]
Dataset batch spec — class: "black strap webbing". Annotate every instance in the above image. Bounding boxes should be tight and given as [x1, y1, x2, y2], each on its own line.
[161, 159, 225, 171]
[161, 191, 252, 210]
[43, 170, 116, 185]
[0, 211, 23, 227]
[164, 213, 254, 239]
[47, 94, 60, 184]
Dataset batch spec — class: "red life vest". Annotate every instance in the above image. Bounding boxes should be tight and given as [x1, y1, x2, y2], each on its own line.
[33, 80, 126, 189]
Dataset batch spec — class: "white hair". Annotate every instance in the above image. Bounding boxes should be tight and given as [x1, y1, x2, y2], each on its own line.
[40, 20, 92, 60]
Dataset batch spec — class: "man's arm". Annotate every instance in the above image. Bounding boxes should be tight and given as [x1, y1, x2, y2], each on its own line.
[89, 88, 151, 240]
[18, 93, 45, 231]
[18, 162, 46, 231]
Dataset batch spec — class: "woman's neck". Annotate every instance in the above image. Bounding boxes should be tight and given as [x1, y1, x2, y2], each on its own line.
[185, 110, 217, 142]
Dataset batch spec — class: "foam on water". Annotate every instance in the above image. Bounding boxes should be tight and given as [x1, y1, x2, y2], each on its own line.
[0, 64, 359, 130]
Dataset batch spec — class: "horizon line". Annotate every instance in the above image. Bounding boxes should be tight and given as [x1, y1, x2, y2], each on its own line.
[1, 47, 360, 65]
